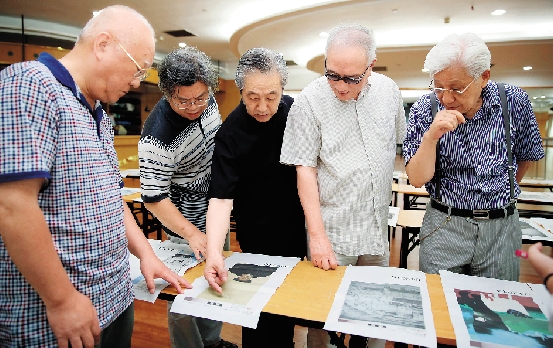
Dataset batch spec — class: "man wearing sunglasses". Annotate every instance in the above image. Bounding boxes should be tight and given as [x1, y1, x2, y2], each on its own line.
[281, 24, 406, 348]
[403, 33, 544, 281]
[138, 47, 236, 348]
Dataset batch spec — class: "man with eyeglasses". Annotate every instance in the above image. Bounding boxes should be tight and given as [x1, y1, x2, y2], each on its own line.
[281, 24, 405, 348]
[138, 47, 236, 348]
[403, 33, 544, 281]
[0, 6, 190, 348]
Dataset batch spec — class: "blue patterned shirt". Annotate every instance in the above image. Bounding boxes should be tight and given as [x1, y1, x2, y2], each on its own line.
[403, 81, 545, 210]
[0, 53, 132, 346]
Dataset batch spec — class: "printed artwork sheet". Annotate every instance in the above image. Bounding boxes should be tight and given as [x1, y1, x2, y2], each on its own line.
[170, 252, 300, 328]
[388, 206, 400, 227]
[129, 239, 202, 302]
[440, 270, 553, 348]
[324, 266, 437, 347]
[520, 218, 553, 241]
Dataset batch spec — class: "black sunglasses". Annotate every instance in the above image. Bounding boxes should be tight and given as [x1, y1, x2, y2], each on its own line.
[324, 60, 370, 85]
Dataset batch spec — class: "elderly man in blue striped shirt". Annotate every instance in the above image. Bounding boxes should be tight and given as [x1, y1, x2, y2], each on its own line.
[403, 33, 544, 281]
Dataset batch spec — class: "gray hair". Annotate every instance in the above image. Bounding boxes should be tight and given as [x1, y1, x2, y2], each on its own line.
[158, 46, 219, 97]
[325, 24, 376, 63]
[424, 33, 491, 79]
[235, 47, 288, 91]
[77, 5, 154, 44]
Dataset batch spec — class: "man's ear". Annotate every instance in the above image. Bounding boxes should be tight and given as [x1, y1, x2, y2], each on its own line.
[93, 32, 111, 59]
[481, 70, 491, 87]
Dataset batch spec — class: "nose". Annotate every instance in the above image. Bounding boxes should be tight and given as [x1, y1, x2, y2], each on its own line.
[130, 77, 141, 88]
[257, 99, 268, 113]
[440, 90, 455, 104]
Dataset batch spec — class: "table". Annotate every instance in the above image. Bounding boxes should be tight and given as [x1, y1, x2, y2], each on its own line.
[161, 260, 456, 346]
[392, 183, 429, 210]
[396, 209, 426, 269]
[519, 178, 553, 191]
[122, 191, 163, 239]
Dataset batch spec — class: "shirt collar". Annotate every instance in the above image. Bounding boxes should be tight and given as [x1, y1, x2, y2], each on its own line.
[37, 52, 97, 111]
[471, 80, 501, 121]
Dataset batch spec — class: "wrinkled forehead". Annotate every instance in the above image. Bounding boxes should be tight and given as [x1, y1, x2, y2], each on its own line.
[242, 71, 282, 95]
[325, 45, 369, 71]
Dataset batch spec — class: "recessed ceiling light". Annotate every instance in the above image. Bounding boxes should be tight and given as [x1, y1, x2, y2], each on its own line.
[421, 68, 429, 73]
[533, 97, 538, 99]
[319, 32, 329, 37]
[491, 9, 506, 16]
[523, 66, 532, 70]
[178, 42, 187, 47]
[541, 96, 546, 98]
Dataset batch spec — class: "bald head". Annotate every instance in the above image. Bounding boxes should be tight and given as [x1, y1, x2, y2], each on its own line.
[77, 5, 154, 46]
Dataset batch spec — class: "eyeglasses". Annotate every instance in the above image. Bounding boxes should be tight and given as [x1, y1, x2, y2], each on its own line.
[171, 94, 209, 110]
[325, 66, 369, 85]
[112, 35, 149, 81]
[429, 77, 477, 96]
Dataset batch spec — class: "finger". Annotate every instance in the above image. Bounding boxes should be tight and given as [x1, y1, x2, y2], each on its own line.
[193, 249, 202, 260]
[321, 259, 330, 271]
[206, 275, 224, 294]
[81, 330, 95, 348]
[57, 338, 69, 348]
[69, 336, 83, 348]
[145, 276, 155, 294]
[91, 319, 101, 345]
[329, 256, 338, 270]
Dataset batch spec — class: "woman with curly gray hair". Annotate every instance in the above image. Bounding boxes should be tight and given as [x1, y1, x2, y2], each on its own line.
[138, 47, 237, 348]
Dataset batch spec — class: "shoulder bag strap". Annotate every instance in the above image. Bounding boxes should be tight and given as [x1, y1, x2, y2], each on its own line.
[497, 83, 515, 202]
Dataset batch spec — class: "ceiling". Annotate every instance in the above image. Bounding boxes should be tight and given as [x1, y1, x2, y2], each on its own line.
[1, 0, 552, 108]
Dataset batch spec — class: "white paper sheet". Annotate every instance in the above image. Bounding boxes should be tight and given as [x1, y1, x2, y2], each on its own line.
[121, 187, 141, 196]
[170, 252, 300, 328]
[388, 206, 400, 227]
[518, 191, 553, 204]
[324, 266, 437, 347]
[520, 218, 553, 240]
[120, 169, 140, 178]
[440, 270, 553, 348]
[129, 240, 202, 303]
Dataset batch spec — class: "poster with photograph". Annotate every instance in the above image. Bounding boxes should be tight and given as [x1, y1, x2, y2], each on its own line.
[440, 270, 553, 347]
[129, 239, 201, 303]
[324, 266, 436, 347]
[170, 252, 300, 328]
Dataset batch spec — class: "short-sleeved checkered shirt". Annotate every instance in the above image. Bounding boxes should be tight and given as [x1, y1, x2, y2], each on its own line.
[280, 73, 406, 256]
[0, 53, 132, 346]
[403, 81, 545, 210]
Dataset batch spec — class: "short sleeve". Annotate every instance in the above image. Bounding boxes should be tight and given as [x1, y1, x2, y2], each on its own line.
[508, 86, 545, 162]
[0, 66, 57, 185]
[280, 99, 321, 167]
[138, 135, 175, 202]
[208, 134, 239, 199]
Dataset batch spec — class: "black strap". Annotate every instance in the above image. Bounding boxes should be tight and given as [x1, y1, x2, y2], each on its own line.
[430, 94, 441, 200]
[497, 83, 515, 202]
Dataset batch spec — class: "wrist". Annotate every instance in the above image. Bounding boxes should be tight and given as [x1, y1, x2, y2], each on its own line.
[543, 272, 553, 291]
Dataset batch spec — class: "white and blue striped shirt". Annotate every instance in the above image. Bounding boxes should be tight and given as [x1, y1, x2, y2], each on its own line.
[404, 81, 544, 210]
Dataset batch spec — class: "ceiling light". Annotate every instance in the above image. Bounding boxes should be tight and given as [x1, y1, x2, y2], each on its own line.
[491, 10, 506, 16]
[178, 42, 187, 47]
[319, 32, 329, 37]
[541, 96, 546, 98]
[523, 66, 532, 70]
[421, 68, 429, 73]
[533, 97, 538, 99]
